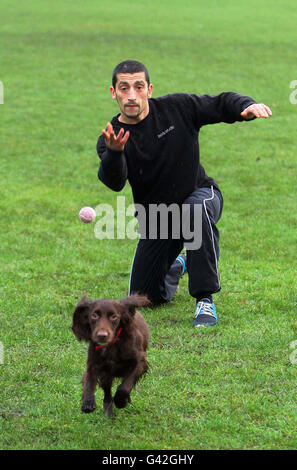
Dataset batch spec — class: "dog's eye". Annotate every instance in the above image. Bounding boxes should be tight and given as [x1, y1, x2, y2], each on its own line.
[110, 313, 118, 321]
[91, 312, 99, 320]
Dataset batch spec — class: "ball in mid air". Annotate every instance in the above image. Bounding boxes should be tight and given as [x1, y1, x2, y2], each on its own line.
[79, 206, 96, 223]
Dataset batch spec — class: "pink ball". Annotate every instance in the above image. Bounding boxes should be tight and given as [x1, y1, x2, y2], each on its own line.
[79, 206, 96, 223]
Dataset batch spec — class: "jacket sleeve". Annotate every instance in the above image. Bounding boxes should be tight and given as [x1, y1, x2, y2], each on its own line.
[186, 92, 257, 128]
[96, 134, 128, 192]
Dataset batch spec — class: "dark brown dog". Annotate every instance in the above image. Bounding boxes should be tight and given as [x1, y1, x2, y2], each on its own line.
[72, 294, 150, 417]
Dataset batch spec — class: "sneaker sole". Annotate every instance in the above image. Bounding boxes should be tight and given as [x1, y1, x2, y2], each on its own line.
[194, 321, 218, 328]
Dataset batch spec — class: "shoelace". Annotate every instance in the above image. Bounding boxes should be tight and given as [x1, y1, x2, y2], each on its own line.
[195, 302, 215, 318]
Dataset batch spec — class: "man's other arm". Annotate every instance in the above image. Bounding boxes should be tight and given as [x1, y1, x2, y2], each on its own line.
[187, 92, 272, 127]
[97, 123, 130, 192]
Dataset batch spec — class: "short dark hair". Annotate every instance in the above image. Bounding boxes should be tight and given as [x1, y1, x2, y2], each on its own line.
[112, 60, 150, 89]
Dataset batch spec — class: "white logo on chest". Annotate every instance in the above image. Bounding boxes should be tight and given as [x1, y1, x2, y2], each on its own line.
[157, 125, 175, 138]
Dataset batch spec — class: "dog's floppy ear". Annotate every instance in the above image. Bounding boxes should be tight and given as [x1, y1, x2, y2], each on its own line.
[72, 294, 93, 341]
[119, 294, 151, 325]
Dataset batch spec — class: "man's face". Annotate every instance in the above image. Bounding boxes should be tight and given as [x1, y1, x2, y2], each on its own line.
[110, 72, 153, 124]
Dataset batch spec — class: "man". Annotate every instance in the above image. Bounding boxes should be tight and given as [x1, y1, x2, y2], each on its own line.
[97, 60, 272, 327]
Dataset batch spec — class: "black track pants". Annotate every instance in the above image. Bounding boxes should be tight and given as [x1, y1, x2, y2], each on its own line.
[129, 187, 222, 304]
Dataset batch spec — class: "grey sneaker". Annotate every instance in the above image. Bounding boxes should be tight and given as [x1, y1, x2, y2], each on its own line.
[194, 299, 218, 327]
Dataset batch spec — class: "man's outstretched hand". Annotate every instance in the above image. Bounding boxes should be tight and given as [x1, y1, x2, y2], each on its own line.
[240, 103, 272, 120]
[102, 122, 130, 152]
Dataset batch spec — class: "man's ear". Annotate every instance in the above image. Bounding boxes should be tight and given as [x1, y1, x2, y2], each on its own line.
[148, 84, 153, 99]
[110, 86, 117, 100]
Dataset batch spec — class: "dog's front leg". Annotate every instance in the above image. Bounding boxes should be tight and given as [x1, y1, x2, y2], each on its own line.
[101, 376, 115, 418]
[81, 367, 97, 413]
[114, 358, 148, 409]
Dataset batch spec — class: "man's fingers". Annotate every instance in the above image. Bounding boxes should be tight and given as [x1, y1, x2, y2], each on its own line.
[241, 103, 272, 119]
[258, 104, 273, 118]
[104, 122, 114, 142]
[107, 124, 124, 142]
[113, 127, 129, 145]
[115, 127, 124, 141]
[122, 130, 130, 145]
[240, 109, 259, 118]
[102, 129, 110, 140]
[102, 124, 129, 151]
[253, 105, 261, 118]
[257, 106, 266, 118]
[107, 122, 113, 133]
[102, 122, 114, 142]
[109, 127, 115, 141]
[240, 108, 252, 117]
[263, 104, 272, 116]
[115, 128, 130, 147]
[258, 104, 269, 117]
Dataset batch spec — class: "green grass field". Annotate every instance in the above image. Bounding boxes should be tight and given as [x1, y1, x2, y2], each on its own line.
[0, 0, 296, 450]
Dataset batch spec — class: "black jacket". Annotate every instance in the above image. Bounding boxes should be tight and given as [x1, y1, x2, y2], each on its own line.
[97, 92, 256, 207]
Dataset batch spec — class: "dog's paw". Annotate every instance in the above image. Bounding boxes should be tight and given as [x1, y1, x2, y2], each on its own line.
[82, 399, 97, 413]
[114, 389, 131, 409]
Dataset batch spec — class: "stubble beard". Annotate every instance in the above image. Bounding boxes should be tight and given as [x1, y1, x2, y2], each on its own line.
[124, 104, 141, 119]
